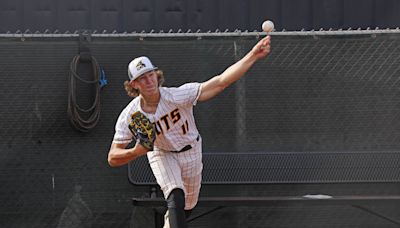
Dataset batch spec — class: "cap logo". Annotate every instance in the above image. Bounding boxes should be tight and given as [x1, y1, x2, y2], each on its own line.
[136, 61, 146, 71]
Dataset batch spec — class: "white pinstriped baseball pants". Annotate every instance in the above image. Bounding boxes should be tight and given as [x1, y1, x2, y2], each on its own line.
[147, 137, 203, 210]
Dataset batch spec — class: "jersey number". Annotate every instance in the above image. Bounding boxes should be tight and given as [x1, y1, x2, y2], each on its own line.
[181, 120, 189, 134]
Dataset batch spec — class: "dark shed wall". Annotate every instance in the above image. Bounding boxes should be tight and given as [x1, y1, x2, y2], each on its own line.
[1, 0, 400, 33]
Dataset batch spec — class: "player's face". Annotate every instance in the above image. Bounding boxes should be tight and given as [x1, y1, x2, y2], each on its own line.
[134, 71, 159, 95]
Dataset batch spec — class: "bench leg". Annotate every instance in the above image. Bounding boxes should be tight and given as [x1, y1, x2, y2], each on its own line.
[153, 208, 167, 228]
[352, 205, 400, 226]
[187, 206, 225, 223]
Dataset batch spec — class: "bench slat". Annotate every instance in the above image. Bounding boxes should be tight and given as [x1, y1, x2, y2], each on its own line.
[128, 151, 400, 185]
[132, 195, 400, 207]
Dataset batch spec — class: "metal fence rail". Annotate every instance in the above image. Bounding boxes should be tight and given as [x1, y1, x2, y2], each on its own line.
[1, 28, 400, 38]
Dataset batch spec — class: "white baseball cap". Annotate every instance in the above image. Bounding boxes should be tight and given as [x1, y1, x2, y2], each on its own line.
[127, 56, 158, 81]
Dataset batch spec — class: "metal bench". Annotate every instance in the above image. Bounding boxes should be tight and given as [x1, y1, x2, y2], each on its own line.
[128, 151, 400, 227]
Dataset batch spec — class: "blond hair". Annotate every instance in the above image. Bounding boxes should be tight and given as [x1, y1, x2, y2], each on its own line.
[124, 70, 165, 98]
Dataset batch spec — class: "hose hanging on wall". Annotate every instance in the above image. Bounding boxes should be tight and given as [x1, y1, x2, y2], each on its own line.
[67, 32, 106, 132]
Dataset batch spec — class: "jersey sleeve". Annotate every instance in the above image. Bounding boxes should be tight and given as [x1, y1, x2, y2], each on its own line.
[170, 82, 202, 106]
[112, 108, 134, 144]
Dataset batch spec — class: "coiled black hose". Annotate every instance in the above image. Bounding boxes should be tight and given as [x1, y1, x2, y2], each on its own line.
[67, 54, 101, 132]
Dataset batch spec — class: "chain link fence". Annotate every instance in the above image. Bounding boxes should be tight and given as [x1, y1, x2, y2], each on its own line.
[1, 30, 400, 227]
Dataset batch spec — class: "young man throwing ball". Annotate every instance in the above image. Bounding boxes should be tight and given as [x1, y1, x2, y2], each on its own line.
[108, 35, 271, 228]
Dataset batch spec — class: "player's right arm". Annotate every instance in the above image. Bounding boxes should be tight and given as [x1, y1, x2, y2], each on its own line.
[107, 142, 148, 167]
[198, 35, 271, 102]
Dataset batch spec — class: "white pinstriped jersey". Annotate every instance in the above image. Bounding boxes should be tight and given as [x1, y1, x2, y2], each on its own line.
[113, 82, 201, 151]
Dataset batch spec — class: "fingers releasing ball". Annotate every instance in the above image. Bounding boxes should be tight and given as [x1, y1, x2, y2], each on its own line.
[262, 20, 274, 32]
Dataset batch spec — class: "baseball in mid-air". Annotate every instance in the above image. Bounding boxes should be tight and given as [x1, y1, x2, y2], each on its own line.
[262, 20, 274, 32]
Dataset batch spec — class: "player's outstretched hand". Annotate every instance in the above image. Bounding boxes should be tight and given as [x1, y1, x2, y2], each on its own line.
[251, 35, 271, 60]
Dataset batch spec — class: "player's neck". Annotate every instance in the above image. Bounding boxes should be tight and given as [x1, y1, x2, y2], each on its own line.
[140, 89, 160, 103]
[140, 93, 160, 112]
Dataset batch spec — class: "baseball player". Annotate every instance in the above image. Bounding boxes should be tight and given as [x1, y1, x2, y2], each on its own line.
[108, 35, 271, 228]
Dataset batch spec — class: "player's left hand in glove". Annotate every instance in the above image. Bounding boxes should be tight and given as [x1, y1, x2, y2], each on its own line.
[128, 111, 156, 150]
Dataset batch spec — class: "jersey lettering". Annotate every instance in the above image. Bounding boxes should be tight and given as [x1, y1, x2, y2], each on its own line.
[155, 121, 163, 135]
[155, 108, 183, 136]
[160, 114, 171, 130]
[170, 108, 181, 124]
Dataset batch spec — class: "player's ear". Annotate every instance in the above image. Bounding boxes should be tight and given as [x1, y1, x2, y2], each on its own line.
[130, 80, 138, 89]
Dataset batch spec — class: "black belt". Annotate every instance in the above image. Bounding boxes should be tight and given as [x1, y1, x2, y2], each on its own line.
[170, 135, 200, 153]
